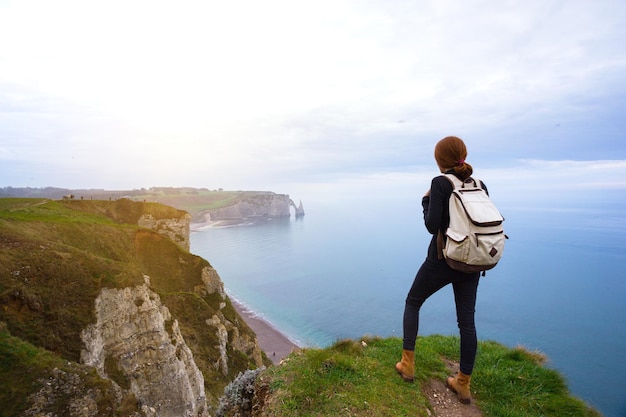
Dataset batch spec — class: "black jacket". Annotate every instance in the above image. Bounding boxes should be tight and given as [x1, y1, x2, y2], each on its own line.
[421, 171, 488, 262]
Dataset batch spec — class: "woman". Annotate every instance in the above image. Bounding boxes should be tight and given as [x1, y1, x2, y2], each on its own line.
[395, 136, 484, 404]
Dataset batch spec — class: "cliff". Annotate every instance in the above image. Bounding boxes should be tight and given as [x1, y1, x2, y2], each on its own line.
[0, 198, 270, 416]
[199, 192, 303, 223]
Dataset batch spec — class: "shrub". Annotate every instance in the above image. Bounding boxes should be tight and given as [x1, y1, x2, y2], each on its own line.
[216, 368, 265, 417]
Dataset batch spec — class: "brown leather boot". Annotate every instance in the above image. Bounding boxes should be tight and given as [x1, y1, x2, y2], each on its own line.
[446, 371, 472, 404]
[395, 349, 414, 383]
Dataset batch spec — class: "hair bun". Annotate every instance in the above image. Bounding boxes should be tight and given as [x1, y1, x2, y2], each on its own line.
[434, 136, 473, 179]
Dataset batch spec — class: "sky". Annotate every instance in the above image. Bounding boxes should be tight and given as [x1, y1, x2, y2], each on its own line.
[1, 0, 625, 206]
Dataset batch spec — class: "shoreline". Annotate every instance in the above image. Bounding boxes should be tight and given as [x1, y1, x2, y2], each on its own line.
[230, 298, 300, 365]
[190, 220, 250, 231]
[190, 221, 300, 364]
[190, 216, 287, 232]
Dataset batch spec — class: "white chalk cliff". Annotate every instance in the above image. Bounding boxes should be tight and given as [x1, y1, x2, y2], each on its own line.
[81, 276, 209, 417]
[204, 192, 304, 222]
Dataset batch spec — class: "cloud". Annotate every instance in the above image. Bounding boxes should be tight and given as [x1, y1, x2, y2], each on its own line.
[1, 0, 625, 191]
[482, 159, 626, 187]
[473, 159, 626, 211]
[2, 1, 624, 124]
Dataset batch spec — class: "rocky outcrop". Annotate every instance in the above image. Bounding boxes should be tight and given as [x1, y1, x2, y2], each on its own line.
[81, 276, 209, 417]
[138, 213, 191, 251]
[201, 266, 226, 299]
[290, 199, 305, 217]
[78, 267, 266, 417]
[201, 266, 265, 374]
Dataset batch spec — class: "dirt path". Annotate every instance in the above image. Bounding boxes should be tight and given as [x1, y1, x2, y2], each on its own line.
[423, 359, 482, 417]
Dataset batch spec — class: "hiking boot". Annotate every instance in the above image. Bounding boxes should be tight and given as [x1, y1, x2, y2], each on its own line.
[395, 349, 414, 383]
[446, 371, 472, 404]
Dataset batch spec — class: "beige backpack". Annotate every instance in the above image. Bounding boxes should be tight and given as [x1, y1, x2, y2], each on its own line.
[442, 174, 507, 274]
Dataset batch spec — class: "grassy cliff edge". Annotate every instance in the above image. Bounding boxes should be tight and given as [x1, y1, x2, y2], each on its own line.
[219, 336, 602, 417]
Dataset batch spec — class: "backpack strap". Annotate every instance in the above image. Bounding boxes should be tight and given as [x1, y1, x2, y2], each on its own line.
[442, 173, 458, 189]
[443, 173, 479, 189]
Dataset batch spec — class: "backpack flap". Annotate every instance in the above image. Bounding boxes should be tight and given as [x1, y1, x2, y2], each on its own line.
[454, 189, 504, 226]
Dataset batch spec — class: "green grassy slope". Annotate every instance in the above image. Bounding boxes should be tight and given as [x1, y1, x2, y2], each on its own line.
[0, 198, 268, 414]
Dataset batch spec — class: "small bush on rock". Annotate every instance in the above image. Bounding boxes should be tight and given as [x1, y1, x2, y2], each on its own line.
[216, 367, 264, 417]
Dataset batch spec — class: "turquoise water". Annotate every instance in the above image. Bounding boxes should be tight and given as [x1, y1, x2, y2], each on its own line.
[190, 192, 626, 417]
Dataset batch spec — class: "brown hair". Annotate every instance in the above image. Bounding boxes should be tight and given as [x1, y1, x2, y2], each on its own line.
[434, 136, 473, 180]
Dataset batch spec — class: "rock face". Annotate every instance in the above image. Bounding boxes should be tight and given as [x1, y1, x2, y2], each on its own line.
[200, 266, 265, 374]
[138, 213, 191, 251]
[81, 276, 209, 417]
[78, 266, 266, 417]
[207, 193, 291, 221]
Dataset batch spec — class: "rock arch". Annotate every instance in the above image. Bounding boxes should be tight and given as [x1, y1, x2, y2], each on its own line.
[289, 199, 305, 217]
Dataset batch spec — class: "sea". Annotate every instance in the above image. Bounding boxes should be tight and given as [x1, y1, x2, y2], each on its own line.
[190, 185, 626, 417]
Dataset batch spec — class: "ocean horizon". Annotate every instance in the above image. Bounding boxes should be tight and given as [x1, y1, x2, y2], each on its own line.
[190, 187, 626, 417]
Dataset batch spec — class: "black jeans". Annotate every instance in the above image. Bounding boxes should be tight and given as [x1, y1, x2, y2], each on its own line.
[402, 259, 480, 375]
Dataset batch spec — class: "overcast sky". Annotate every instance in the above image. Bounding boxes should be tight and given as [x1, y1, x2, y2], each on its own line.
[1, 0, 625, 203]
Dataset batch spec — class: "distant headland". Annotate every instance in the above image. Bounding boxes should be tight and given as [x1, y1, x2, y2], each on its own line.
[0, 186, 305, 224]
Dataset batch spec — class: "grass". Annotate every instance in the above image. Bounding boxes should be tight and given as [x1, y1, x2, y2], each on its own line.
[473, 341, 600, 416]
[259, 336, 601, 417]
[0, 198, 114, 224]
[0, 325, 64, 416]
